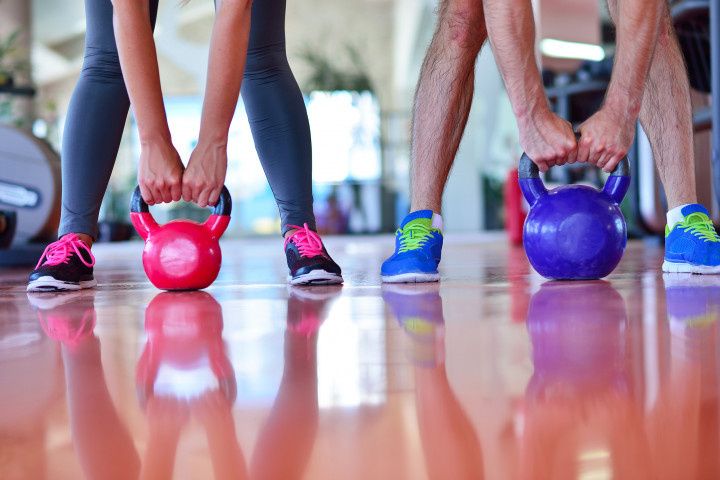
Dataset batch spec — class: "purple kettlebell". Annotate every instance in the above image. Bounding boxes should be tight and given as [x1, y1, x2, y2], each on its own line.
[518, 150, 631, 280]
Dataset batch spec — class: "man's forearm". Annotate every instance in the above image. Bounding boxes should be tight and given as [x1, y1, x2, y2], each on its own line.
[112, 0, 169, 141]
[604, 0, 663, 119]
[483, 0, 547, 123]
[198, 0, 252, 144]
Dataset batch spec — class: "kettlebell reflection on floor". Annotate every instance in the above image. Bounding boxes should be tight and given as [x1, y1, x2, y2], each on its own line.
[137, 288, 338, 480]
[136, 292, 239, 479]
[521, 281, 640, 480]
[521, 279, 720, 479]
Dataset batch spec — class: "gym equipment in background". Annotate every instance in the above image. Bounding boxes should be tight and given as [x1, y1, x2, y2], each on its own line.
[0, 210, 17, 249]
[130, 186, 232, 290]
[518, 152, 631, 280]
[0, 125, 61, 266]
[504, 168, 526, 246]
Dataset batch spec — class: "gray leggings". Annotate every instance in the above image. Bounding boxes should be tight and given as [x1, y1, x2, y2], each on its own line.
[61, 0, 315, 240]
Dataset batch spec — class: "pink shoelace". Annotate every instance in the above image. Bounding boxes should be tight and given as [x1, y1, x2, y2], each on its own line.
[285, 223, 325, 258]
[39, 309, 97, 348]
[36, 234, 96, 269]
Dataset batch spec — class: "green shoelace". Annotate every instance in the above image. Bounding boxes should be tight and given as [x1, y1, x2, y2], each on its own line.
[675, 213, 720, 243]
[398, 221, 438, 253]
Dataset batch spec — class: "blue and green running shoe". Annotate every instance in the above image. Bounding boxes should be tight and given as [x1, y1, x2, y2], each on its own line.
[381, 210, 443, 283]
[663, 204, 720, 274]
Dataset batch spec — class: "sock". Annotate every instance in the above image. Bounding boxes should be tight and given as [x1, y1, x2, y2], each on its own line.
[432, 213, 443, 231]
[667, 204, 694, 227]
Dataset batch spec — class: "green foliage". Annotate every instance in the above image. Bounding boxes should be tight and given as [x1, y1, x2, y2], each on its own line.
[0, 29, 29, 85]
[299, 44, 373, 93]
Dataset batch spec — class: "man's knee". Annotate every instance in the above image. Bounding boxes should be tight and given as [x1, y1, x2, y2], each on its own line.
[655, 8, 677, 50]
[438, 0, 486, 51]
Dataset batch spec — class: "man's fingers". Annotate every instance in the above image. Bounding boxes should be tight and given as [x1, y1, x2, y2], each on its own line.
[576, 139, 590, 164]
[603, 154, 621, 173]
[566, 147, 578, 164]
[587, 146, 602, 165]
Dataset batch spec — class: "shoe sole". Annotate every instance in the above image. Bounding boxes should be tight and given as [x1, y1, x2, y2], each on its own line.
[27, 276, 97, 292]
[288, 270, 344, 286]
[381, 272, 440, 284]
[662, 261, 720, 275]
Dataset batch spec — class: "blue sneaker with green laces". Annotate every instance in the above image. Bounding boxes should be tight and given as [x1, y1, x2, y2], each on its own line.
[663, 204, 720, 274]
[381, 210, 443, 283]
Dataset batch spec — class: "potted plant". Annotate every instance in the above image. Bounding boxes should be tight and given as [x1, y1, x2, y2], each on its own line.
[299, 44, 373, 93]
[0, 30, 27, 88]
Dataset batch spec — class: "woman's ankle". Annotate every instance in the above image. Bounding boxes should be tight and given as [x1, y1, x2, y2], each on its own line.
[62, 232, 94, 248]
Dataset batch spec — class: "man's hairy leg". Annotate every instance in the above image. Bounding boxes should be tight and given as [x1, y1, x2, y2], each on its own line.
[410, 0, 487, 213]
[608, 0, 696, 208]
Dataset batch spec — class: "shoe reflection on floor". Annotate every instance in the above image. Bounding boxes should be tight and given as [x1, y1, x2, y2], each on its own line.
[30, 291, 140, 480]
[382, 283, 484, 480]
[251, 286, 340, 480]
[1, 297, 63, 480]
[655, 274, 720, 479]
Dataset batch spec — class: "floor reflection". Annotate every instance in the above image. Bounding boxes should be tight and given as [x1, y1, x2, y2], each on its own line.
[1, 297, 61, 480]
[383, 284, 485, 480]
[2, 240, 720, 479]
[26, 287, 343, 480]
[138, 292, 237, 479]
[521, 277, 720, 480]
[32, 291, 139, 480]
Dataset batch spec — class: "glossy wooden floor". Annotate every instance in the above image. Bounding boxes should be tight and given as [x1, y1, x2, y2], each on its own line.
[1, 235, 719, 479]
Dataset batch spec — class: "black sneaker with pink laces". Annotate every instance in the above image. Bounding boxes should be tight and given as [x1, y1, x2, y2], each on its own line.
[284, 224, 343, 285]
[27, 234, 97, 292]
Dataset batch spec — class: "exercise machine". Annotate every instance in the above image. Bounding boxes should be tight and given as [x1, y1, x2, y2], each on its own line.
[0, 125, 61, 266]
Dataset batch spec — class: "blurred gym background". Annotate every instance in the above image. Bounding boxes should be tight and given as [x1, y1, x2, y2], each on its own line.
[0, 0, 717, 262]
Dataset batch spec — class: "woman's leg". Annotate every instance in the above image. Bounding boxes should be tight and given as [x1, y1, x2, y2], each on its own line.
[27, 0, 160, 292]
[60, 0, 160, 241]
[240, 0, 315, 236]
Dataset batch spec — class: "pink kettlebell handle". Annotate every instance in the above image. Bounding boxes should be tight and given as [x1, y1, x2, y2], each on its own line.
[129, 186, 233, 239]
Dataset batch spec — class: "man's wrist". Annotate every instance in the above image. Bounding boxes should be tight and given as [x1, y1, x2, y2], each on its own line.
[602, 90, 642, 123]
[516, 101, 552, 129]
[511, 81, 550, 123]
